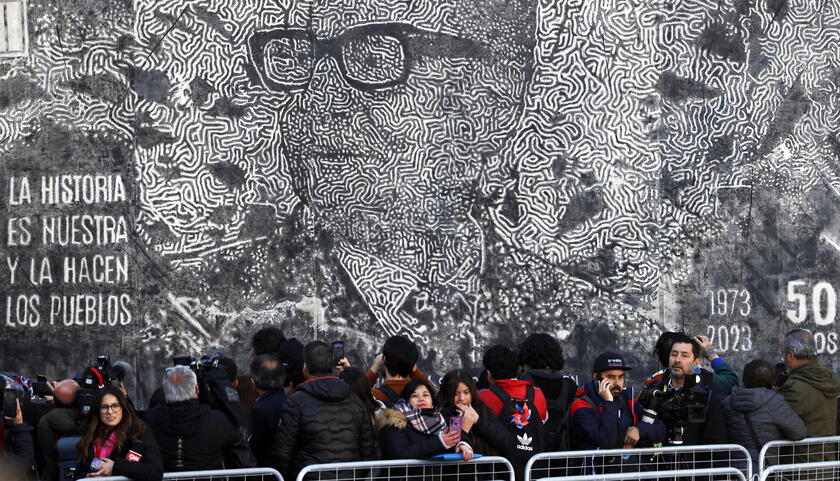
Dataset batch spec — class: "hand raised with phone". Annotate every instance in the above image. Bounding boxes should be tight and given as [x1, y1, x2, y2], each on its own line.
[597, 377, 614, 402]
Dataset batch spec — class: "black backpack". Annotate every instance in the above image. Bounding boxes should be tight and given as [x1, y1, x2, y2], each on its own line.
[489, 384, 545, 464]
[378, 385, 403, 408]
[543, 379, 573, 452]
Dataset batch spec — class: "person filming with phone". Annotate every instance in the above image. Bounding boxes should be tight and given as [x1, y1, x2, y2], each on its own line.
[571, 352, 666, 472]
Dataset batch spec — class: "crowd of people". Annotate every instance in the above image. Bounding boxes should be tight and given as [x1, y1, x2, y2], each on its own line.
[1, 327, 839, 481]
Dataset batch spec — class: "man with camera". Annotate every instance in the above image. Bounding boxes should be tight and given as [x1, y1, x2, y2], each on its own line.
[639, 334, 727, 446]
[571, 352, 666, 472]
[144, 366, 245, 471]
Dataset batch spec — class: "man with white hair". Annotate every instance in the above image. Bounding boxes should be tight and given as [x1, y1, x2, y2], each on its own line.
[143, 366, 244, 471]
[778, 328, 840, 470]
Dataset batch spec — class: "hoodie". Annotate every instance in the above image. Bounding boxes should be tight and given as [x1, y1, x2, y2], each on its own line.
[143, 399, 241, 471]
[779, 360, 840, 437]
[570, 381, 666, 451]
[272, 376, 375, 480]
[722, 387, 806, 472]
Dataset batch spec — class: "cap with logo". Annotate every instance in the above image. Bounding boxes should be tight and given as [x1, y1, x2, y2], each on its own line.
[592, 351, 632, 373]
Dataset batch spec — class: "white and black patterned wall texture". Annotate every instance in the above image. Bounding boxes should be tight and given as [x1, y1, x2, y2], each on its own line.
[1, 0, 839, 404]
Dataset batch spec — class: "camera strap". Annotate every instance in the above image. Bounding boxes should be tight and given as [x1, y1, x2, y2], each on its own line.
[742, 412, 762, 450]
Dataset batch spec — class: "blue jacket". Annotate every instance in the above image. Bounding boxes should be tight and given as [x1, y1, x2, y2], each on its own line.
[250, 389, 287, 467]
[570, 380, 667, 451]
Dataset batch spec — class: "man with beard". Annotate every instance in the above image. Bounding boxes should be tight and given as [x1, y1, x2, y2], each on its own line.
[571, 352, 666, 473]
[639, 334, 727, 446]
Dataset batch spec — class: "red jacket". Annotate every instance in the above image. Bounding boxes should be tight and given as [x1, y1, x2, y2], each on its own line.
[479, 379, 549, 422]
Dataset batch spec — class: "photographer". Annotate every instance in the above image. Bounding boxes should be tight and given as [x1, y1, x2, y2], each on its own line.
[1, 395, 36, 480]
[38, 380, 87, 481]
[144, 366, 244, 471]
[571, 352, 666, 472]
[639, 334, 727, 446]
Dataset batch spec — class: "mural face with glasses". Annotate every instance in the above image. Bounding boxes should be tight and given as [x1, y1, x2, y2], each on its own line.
[247, 0, 538, 341]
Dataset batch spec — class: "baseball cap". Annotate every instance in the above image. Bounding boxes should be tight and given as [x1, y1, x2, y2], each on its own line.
[593, 351, 632, 373]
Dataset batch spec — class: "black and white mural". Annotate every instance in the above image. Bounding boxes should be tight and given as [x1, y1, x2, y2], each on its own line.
[2, 0, 839, 405]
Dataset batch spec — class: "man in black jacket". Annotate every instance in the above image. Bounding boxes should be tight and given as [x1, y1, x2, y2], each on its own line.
[37, 379, 87, 481]
[272, 341, 375, 479]
[144, 366, 244, 471]
[249, 354, 286, 467]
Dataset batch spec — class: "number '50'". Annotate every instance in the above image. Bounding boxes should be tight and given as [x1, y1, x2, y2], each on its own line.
[786, 281, 836, 325]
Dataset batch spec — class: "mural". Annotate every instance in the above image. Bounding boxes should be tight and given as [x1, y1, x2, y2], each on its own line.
[1, 0, 839, 405]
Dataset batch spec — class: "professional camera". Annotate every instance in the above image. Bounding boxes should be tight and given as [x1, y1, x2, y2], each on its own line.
[74, 355, 132, 416]
[639, 374, 708, 445]
[173, 351, 245, 426]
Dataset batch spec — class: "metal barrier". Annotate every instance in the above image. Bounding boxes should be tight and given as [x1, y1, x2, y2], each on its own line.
[758, 460, 840, 481]
[295, 456, 515, 481]
[758, 436, 840, 473]
[525, 445, 752, 481]
[540, 467, 748, 481]
[80, 467, 284, 481]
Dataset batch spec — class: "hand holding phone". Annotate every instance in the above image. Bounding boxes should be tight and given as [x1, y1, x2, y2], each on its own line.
[331, 341, 345, 367]
[596, 376, 613, 402]
[449, 415, 463, 436]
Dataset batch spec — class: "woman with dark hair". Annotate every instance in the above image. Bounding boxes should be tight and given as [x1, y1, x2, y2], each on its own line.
[75, 386, 163, 481]
[438, 369, 514, 456]
[376, 379, 473, 460]
[722, 359, 806, 474]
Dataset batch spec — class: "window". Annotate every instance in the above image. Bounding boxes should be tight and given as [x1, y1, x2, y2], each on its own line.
[0, 0, 28, 57]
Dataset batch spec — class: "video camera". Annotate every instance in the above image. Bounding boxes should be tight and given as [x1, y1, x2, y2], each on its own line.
[639, 374, 708, 445]
[74, 354, 132, 416]
[172, 351, 244, 425]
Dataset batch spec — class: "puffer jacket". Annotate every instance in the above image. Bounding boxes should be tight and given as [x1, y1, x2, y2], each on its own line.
[722, 387, 806, 472]
[375, 408, 463, 459]
[272, 376, 375, 480]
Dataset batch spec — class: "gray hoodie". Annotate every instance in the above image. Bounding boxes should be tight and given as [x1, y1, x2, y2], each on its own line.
[722, 387, 806, 472]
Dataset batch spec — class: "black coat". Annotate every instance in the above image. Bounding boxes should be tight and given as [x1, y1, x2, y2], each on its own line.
[76, 421, 163, 481]
[250, 390, 286, 467]
[272, 376, 375, 479]
[37, 406, 88, 481]
[376, 408, 453, 459]
[143, 399, 242, 472]
[441, 406, 515, 458]
[2, 420, 36, 479]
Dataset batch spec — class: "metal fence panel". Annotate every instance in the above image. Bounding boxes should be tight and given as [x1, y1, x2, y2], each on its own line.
[295, 456, 515, 481]
[757, 436, 840, 473]
[525, 445, 752, 481]
[80, 467, 284, 481]
[540, 467, 747, 481]
[758, 460, 840, 481]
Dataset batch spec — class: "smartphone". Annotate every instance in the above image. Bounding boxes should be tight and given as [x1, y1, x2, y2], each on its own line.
[332, 341, 345, 366]
[449, 415, 463, 435]
[90, 457, 104, 471]
[33, 375, 52, 397]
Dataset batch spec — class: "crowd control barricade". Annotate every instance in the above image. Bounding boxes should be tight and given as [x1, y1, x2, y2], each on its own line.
[295, 456, 515, 481]
[758, 460, 840, 481]
[81, 467, 284, 481]
[757, 436, 840, 473]
[539, 467, 747, 481]
[524, 445, 752, 481]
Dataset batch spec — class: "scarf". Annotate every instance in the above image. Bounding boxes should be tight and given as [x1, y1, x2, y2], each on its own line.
[94, 431, 118, 459]
[394, 401, 445, 436]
